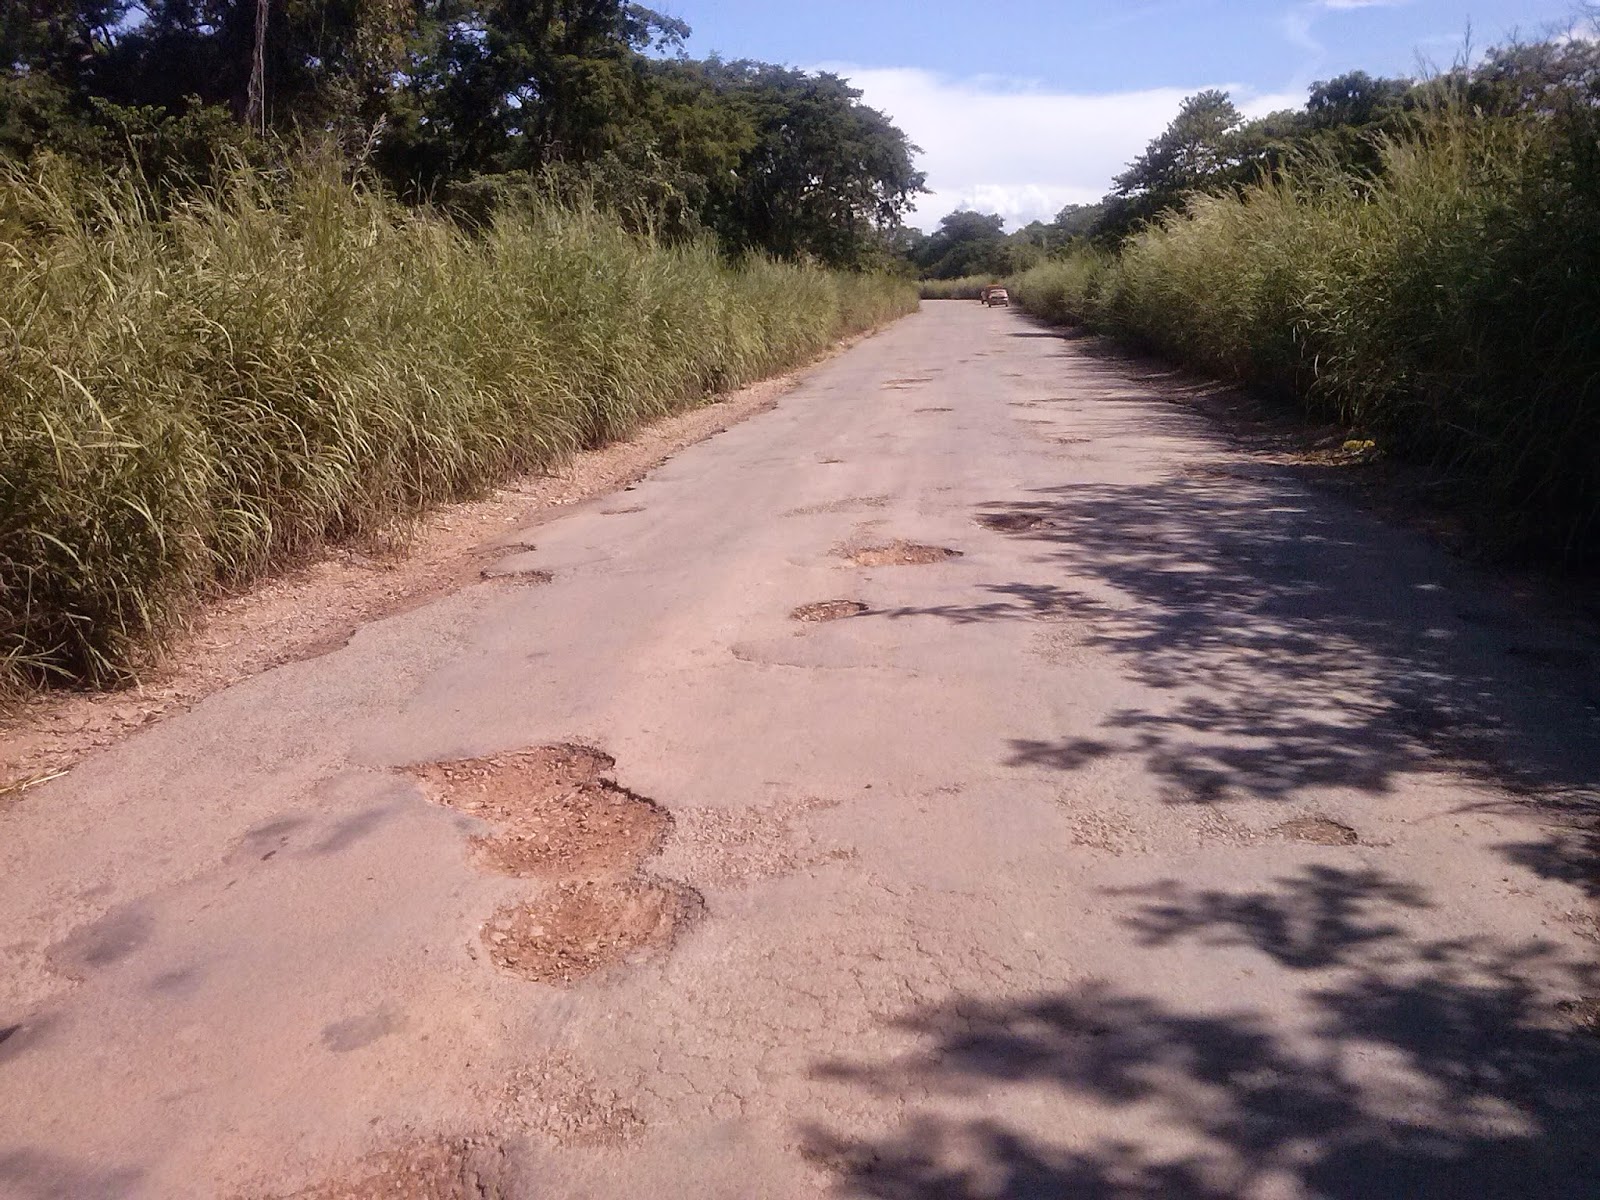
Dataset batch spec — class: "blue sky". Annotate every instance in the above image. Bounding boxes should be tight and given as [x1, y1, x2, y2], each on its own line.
[653, 0, 1588, 228]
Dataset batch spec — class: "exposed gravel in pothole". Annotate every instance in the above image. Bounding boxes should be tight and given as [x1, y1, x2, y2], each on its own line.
[785, 495, 891, 517]
[978, 512, 1051, 533]
[409, 746, 670, 880]
[479, 564, 554, 584]
[791, 600, 869, 623]
[844, 542, 962, 567]
[261, 1137, 512, 1200]
[1273, 816, 1359, 846]
[482, 879, 703, 984]
[1558, 996, 1600, 1035]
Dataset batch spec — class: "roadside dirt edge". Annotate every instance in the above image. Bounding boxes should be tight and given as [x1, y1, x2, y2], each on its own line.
[0, 323, 900, 801]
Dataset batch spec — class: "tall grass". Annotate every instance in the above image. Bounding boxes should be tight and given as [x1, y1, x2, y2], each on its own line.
[0, 156, 917, 690]
[1012, 105, 1600, 559]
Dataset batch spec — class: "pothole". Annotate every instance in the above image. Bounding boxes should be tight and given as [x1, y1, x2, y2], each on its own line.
[785, 495, 891, 517]
[882, 377, 933, 389]
[1273, 816, 1359, 846]
[844, 541, 962, 567]
[914, 407, 953, 413]
[261, 1137, 512, 1200]
[482, 879, 703, 984]
[791, 600, 869, 623]
[408, 746, 669, 880]
[480, 564, 553, 584]
[601, 505, 646, 515]
[978, 512, 1051, 533]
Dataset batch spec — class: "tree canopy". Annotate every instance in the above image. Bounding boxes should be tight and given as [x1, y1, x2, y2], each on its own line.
[0, 0, 927, 267]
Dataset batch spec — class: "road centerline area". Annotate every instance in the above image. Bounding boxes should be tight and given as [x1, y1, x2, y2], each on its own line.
[2, 303, 1597, 1199]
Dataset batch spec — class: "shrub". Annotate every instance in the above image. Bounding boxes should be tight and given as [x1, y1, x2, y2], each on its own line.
[1011, 104, 1600, 559]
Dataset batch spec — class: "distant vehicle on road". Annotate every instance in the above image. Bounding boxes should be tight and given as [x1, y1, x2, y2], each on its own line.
[983, 286, 1010, 307]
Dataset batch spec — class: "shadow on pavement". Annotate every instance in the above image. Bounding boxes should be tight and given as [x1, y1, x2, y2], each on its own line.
[816, 368, 1600, 1195]
[884, 469, 1600, 887]
[804, 866, 1600, 1198]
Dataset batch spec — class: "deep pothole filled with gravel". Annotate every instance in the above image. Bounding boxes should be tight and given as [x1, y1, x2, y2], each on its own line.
[408, 745, 670, 880]
[407, 745, 701, 985]
[483, 879, 703, 984]
[843, 541, 962, 567]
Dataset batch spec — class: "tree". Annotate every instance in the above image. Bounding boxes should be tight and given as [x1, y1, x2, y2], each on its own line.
[0, 0, 926, 267]
[692, 61, 925, 268]
[913, 209, 1007, 279]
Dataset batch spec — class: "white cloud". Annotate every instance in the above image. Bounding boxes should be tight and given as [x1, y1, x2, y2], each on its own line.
[823, 65, 1302, 231]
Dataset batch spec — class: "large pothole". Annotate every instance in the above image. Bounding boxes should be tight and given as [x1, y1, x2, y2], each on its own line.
[408, 746, 670, 879]
[1273, 816, 1359, 846]
[483, 879, 703, 984]
[843, 541, 962, 567]
[791, 600, 869, 623]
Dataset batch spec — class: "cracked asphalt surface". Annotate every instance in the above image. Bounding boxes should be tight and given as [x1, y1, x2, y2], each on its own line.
[3, 303, 1600, 1199]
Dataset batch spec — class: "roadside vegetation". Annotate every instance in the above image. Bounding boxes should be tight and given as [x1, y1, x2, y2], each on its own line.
[0, 2, 923, 692]
[919, 32, 1600, 561]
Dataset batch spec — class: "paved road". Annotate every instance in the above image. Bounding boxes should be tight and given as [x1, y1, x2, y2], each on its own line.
[4, 303, 1600, 1199]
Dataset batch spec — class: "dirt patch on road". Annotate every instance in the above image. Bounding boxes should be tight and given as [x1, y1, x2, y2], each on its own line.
[263, 1137, 513, 1200]
[482, 879, 702, 984]
[1273, 816, 1359, 846]
[844, 542, 962, 567]
[408, 746, 669, 880]
[791, 600, 869, 623]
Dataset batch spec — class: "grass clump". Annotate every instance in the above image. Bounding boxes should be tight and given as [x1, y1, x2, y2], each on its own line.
[1012, 104, 1600, 559]
[0, 156, 916, 691]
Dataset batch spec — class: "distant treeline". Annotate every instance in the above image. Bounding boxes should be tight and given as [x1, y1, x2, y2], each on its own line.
[908, 36, 1600, 281]
[1, 1, 925, 267]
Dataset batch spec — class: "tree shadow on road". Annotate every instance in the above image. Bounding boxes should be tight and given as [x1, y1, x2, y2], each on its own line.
[802, 865, 1600, 1199]
[884, 468, 1600, 893]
